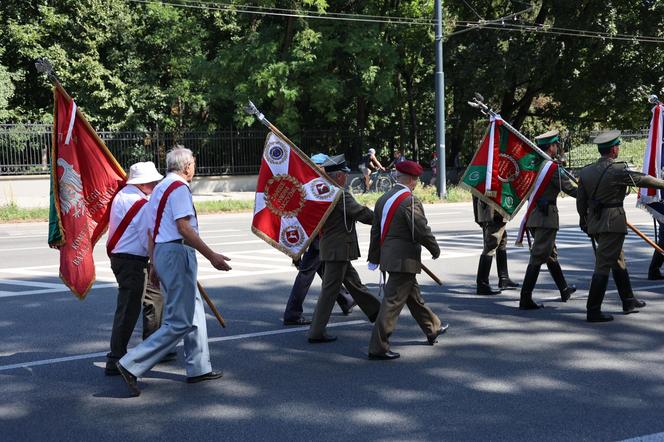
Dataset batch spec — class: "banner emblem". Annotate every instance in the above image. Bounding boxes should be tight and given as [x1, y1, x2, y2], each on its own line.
[497, 153, 520, 183]
[265, 140, 289, 165]
[57, 158, 85, 218]
[281, 225, 305, 247]
[264, 174, 306, 217]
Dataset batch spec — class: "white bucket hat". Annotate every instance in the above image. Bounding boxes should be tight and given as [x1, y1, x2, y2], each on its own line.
[126, 161, 164, 185]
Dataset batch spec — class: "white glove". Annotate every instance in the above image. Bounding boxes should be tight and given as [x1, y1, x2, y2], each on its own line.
[368, 262, 379, 271]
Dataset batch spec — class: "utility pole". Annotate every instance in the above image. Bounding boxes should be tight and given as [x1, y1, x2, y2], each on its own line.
[434, 0, 446, 198]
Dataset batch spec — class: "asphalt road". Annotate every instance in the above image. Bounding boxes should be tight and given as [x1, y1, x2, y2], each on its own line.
[1, 194, 663, 441]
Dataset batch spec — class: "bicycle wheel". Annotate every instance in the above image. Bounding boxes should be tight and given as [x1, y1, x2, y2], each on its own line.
[349, 177, 366, 194]
[375, 176, 393, 193]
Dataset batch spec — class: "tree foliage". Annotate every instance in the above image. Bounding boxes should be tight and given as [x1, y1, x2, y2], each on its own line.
[1, 0, 664, 165]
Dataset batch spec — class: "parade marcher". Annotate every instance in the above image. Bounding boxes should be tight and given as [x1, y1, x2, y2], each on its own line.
[282, 153, 355, 326]
[473, 197, 519, 295]
[105, 161, 171, 376]
[117, 147, 231, 396]
[577, 130, 664, 322]
[647, 221, 664, 280]
[308, 155, 381, 343]
[367, 160, 447, 360]
[359, 148, 386, 192]
[517, 131, 578, 310]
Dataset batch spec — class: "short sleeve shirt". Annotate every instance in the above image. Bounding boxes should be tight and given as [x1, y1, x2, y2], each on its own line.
[148, 173, 198, 243]
[107, 185, 149, 256]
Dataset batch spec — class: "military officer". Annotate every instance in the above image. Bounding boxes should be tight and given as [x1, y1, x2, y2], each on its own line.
[283, 153, 355, 326]
[519, 130, 578, 310]
[577, 130, 664, 322]
[473, 197, 519, 295]
[367, 160, 448, 360]
[307, 155, 381, 343]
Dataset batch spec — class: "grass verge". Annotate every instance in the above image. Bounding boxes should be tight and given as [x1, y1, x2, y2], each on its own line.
[0, 185, 472, 222]
[0, 203, 49, 223]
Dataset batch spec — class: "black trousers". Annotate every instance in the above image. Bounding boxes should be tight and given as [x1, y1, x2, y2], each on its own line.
[284, 243, 353, 321]
[107, 256, 164, 362]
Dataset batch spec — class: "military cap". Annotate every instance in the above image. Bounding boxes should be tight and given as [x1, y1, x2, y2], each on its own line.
[535, 129, 560, 147]
[593, 130, 621, 150]
[310, 153, 330, 165]
[323, 154, 351, 173]
[395, 160, 423, 177]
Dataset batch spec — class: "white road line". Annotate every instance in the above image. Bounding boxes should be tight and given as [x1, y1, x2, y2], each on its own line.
[0, 279, 64, 289]
[621, 432, 664, 442]
[0, 283, 117, 298]
[0, 319, 368, 372]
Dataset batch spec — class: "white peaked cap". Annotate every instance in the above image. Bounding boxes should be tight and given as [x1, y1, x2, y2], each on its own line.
[126, 161, 164, 185]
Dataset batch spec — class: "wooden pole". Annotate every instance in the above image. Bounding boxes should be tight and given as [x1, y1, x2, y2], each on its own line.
[422, 263, 443, 286]
[197, 281, 226, 328]
[627, 221, 664, 255]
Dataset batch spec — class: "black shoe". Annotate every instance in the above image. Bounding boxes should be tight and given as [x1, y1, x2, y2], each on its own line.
[283, 317, 312, 326]
[187, 371, 223, 384]
[499, 278, 520, 290]
[368, 350, 400, 360]
[476, 283, 501, 296]
[105, 361, 120, 376]
[476, 255, 501, 295]
[623, 298, 646, 314]
[308, 334, 337, 343]
[160, 351, 177, 363]
[368, 312, 378, 323]
[587, 312, 614, 323]
[647, 269, 664, 280]
[560, 285, 576, 302]
[427, 323, 449, 345]
[116, 362, 140, 397]
[519, 300, 543, 310]
[340, 301, 356, 316]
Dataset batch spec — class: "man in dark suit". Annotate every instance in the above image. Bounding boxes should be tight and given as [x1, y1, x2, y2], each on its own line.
[367, 160, 447, 360]
[307, 155, 381, 343]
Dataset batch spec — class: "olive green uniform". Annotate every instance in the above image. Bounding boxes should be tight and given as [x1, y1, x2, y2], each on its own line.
[308, 191, 381, 340]
[577, 157, 664, 319]
[367, 185, 442, 355]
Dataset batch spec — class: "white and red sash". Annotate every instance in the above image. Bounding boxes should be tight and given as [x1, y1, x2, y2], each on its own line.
[515, 160, 558, 246]
[153, 180, 187, 240]
[106, 197, 148, 256]
[639, 103, 664, 204]
[380, 187, 411, 244]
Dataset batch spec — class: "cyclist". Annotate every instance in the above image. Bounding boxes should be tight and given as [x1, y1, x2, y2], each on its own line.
[359, 148, 386, 191]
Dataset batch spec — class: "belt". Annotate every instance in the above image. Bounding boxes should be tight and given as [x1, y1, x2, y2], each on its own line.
[601, 202, 623, 208]
[109, 253, 149, 263]
[161, 239, 193, 247]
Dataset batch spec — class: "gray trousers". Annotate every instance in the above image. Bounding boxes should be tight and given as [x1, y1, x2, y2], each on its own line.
[107, 257, 165, 364]
[120, 243, 212, 378]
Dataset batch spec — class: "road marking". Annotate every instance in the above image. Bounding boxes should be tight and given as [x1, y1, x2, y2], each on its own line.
[621, 432, 664, 442]
[0, 320, 368, 372]
[0, 279, 64, 289]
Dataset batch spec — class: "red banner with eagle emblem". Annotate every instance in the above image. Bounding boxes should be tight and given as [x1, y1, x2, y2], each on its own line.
[460, 115, 544, 220]
[252, 132, 342, 259]
[48, 86, 126, 299]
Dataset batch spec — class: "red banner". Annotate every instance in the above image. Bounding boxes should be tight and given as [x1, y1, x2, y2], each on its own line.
[48, 86, 126, 299]
[252, 132, 341, 259]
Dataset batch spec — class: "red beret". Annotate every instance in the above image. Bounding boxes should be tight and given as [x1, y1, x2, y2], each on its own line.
[395, 160, 423, 177]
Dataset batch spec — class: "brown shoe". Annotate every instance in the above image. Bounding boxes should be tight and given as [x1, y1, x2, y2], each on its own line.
[116, 362, 140, 397]
[186, 371, 223, 384]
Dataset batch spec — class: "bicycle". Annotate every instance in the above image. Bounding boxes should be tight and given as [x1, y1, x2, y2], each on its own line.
[349, 169, 395, 194]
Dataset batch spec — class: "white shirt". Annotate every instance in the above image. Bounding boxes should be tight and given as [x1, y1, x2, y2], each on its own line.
[148, 172, 198, 243]
[107, 185, 150, 256]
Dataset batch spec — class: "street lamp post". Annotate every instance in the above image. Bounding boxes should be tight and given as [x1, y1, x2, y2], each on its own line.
[434, 0, 446, 198]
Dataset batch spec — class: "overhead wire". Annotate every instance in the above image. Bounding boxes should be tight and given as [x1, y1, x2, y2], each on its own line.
[126, 0, 664, 44]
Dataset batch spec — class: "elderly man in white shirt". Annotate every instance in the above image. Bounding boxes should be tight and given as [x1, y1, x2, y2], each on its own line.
[117, 146, 231, 397]
[105, 161, 166, 376]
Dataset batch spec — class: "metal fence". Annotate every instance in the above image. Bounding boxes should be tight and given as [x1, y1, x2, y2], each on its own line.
[565, 129, 648, 168]
[0, 124, 372, 176]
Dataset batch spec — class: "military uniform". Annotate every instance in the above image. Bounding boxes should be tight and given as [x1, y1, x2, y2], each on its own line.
[308, 159, 381, 342]
[647, 221, 664, 280]
[367, 182, 445, 358]
[519, 130, 578, 309]
[473, 197, 518, 294]
[577, 130, 664, 322]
